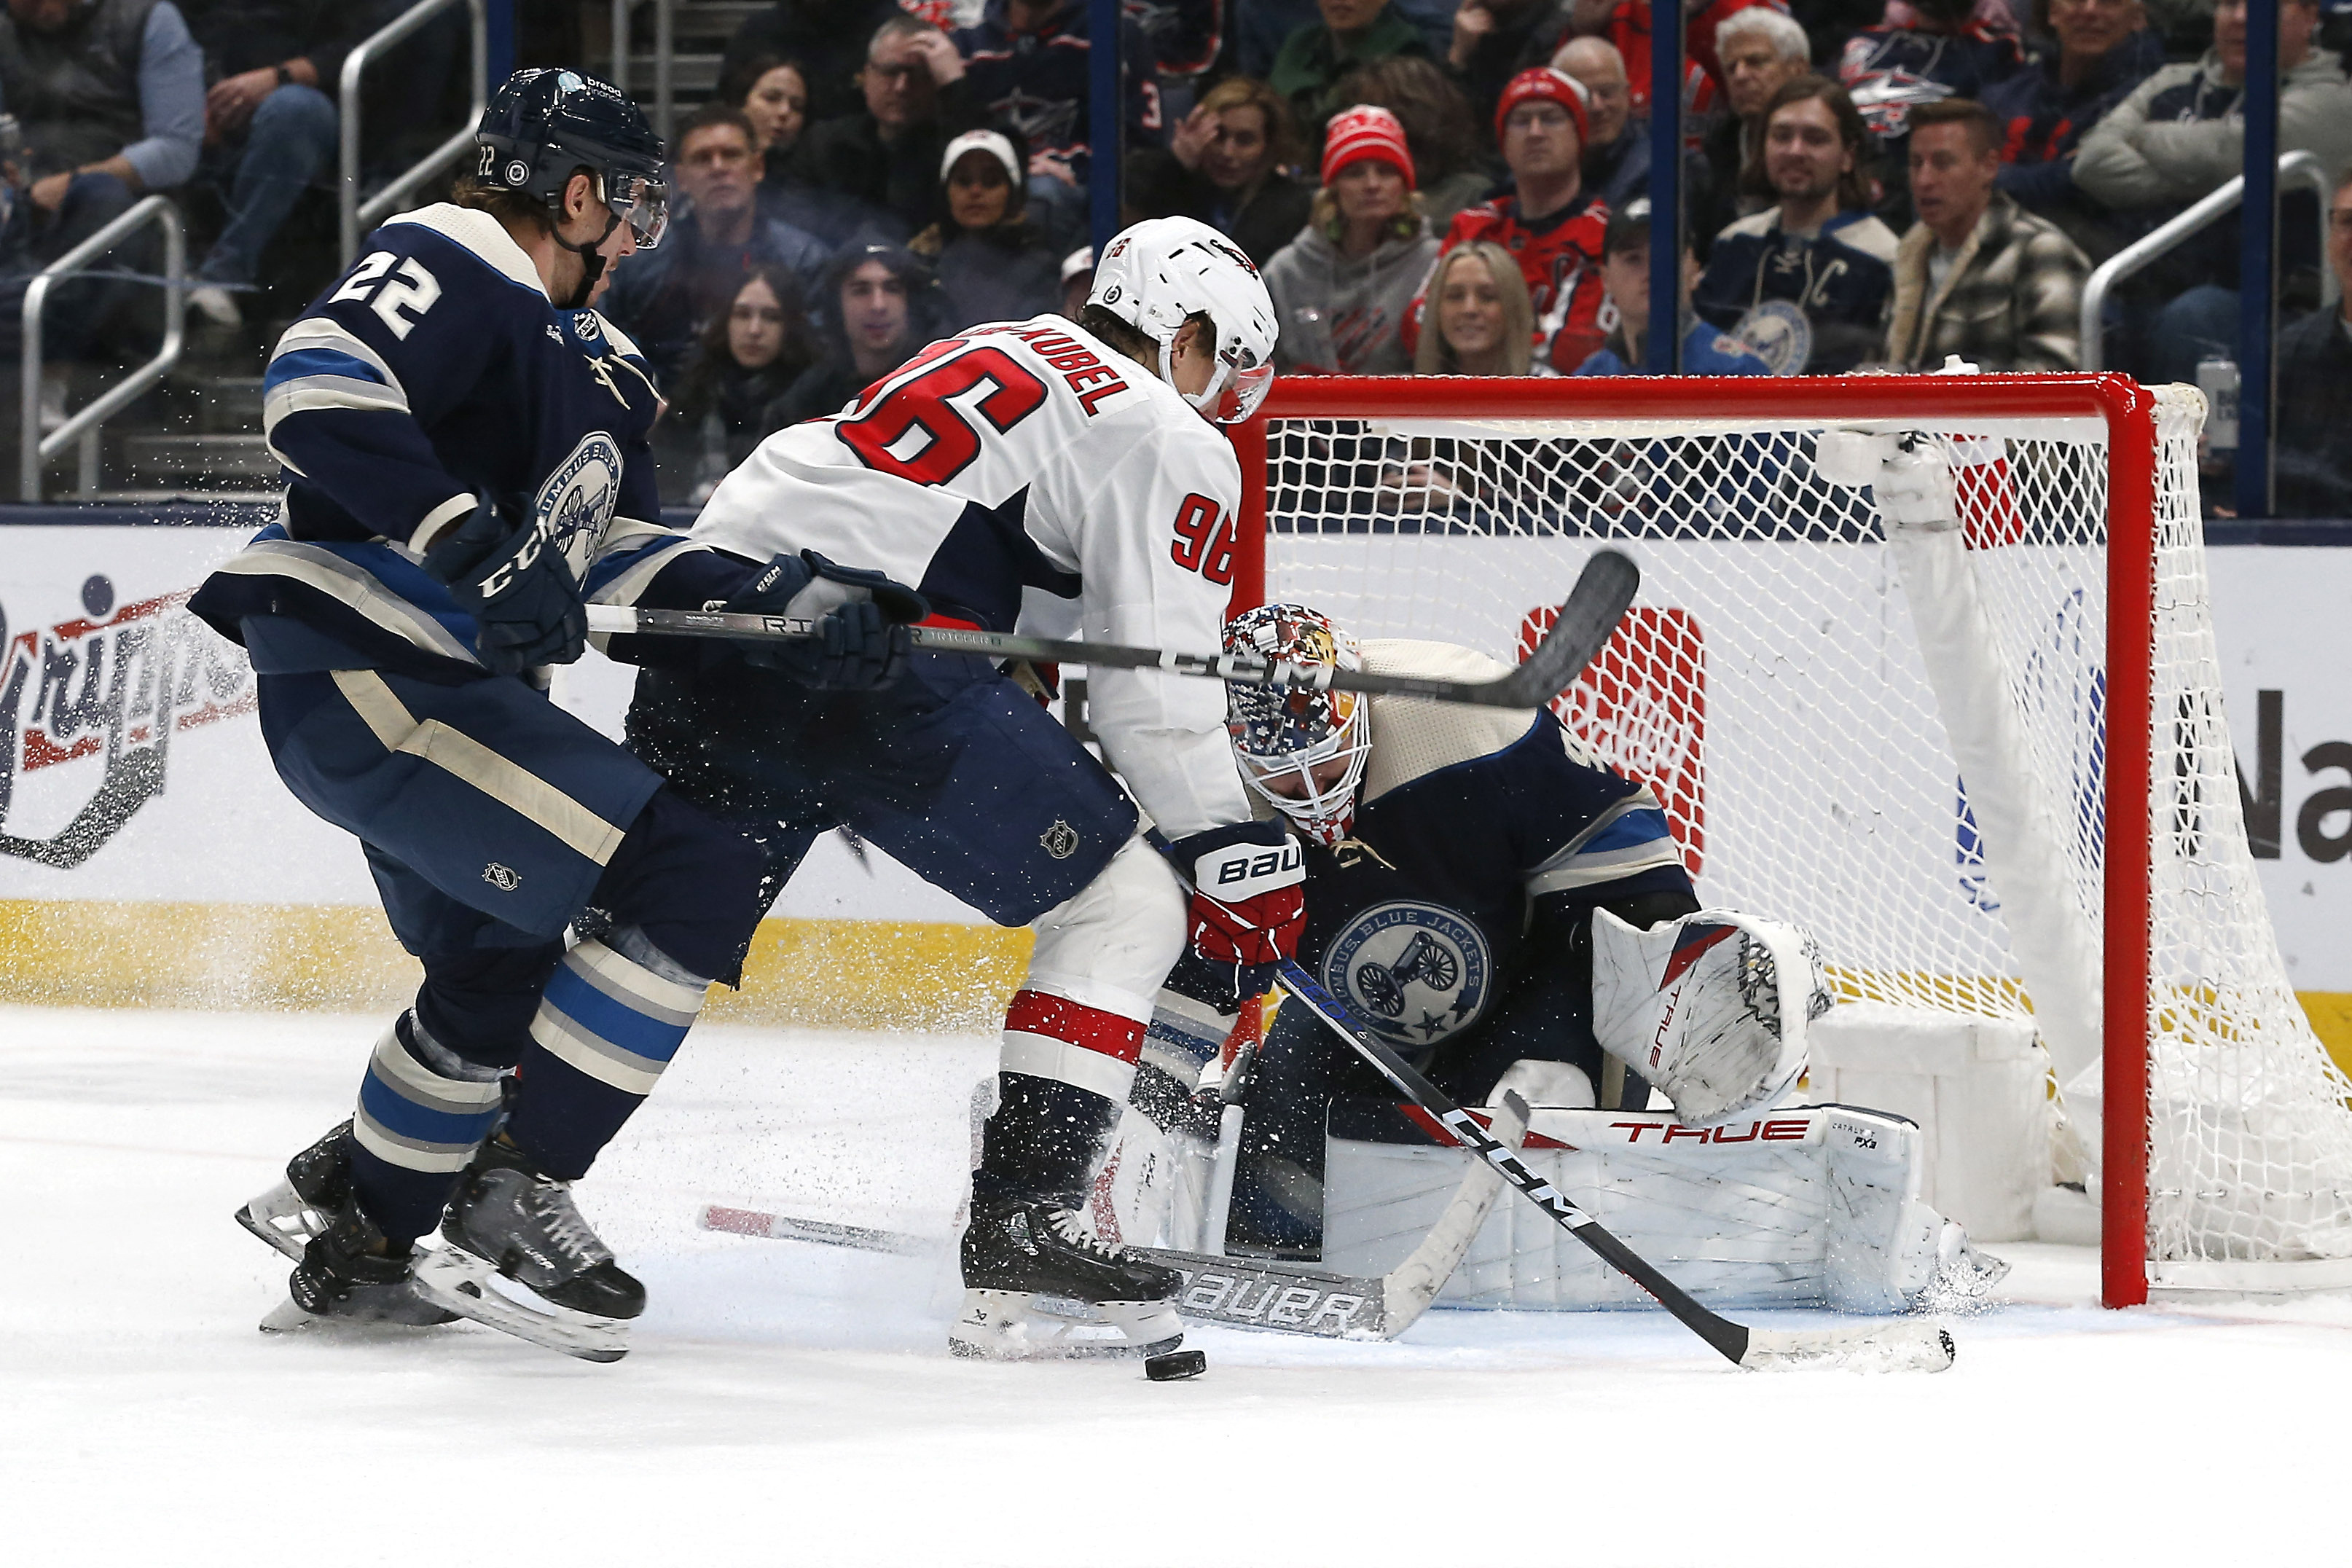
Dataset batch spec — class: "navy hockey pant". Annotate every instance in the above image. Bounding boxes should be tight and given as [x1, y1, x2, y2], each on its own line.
[257, 666, 767, 1243]
[628, 651, 1147, 1204]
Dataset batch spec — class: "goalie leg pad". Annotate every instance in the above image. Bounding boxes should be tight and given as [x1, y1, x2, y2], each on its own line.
[1588, 906, 1830, 1126]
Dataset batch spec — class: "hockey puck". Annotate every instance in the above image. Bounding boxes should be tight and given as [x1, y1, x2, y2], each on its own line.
[1144, 1349, 1207, 1381]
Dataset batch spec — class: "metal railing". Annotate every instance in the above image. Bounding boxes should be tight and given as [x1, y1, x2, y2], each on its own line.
[2080, 150, 2336, 374]
[340, 0, 490, 265]
[20, 195, 184, 501]
[611, 0, 674, 137]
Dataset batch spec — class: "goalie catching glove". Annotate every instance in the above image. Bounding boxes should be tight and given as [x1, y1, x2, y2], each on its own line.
[1590, 907, 1830, 1126]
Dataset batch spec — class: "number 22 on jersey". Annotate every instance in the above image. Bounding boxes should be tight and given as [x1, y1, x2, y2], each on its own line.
[330, 251, 442, 340]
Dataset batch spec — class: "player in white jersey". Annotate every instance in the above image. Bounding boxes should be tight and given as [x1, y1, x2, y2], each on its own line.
[627, 218, 1298, 1363]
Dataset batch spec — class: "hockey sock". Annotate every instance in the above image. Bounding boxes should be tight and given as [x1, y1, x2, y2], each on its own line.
[506, 927, 711, 1180]
[972, 989, 1145, 1208]
[349, 1012, 507, 1246]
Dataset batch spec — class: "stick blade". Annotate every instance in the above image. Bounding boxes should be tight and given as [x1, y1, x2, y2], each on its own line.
[1738, 1320, 1956, 1374]
[1491, 549, 1642, 708]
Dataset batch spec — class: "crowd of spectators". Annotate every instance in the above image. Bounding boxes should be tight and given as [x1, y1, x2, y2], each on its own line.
[5, 0, 2351, 514]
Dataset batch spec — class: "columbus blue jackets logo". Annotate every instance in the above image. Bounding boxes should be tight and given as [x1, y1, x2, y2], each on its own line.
[1325, 901, 1491, 1048]
[533, 432, 622, 582]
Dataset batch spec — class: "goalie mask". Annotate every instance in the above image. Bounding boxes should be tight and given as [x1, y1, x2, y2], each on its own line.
[1589, 908, 1832, 1126]
[1223, 603, 1371, 846]
[1088, 216, 1277, 425]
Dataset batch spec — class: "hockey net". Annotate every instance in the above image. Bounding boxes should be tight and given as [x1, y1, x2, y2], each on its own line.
[1228, 374, 2352, 1304]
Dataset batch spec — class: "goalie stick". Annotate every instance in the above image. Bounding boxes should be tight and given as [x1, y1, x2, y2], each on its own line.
[584, 549, 1640, 711]
[697, 1094, 1526, 1342]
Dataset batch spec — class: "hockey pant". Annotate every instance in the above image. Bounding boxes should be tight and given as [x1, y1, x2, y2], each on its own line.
[626, 652, 1187, 1208]
[256, 667, 768, 1244]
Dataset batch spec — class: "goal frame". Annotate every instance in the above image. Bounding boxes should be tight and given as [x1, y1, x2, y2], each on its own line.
[1225, 372, 2163, 1309]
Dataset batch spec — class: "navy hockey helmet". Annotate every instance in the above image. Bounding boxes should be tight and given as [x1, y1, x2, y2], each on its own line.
[475, 68, 670, 252]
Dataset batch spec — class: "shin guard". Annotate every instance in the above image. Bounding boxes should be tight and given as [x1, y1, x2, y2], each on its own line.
[348, 1014, 505, 1246]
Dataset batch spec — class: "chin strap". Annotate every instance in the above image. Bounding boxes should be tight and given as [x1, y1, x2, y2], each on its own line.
[552, 203, 623, 310]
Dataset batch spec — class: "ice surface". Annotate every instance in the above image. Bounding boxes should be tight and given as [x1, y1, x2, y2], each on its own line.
[6, 1004, 2351, 1565]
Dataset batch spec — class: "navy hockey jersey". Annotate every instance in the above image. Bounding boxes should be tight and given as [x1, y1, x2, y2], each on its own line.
[1293, 640, 1691, 1054]
[189, 204, 744, 678]
[1691, 208, 1901, 374]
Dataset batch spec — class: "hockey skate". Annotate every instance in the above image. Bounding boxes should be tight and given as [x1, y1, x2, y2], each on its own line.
[259, 1196, 458, 1334]
[236, 1119, 357, 1262]
[950, 1198, 1188, 1361]
[412, 1134, 639, 1363]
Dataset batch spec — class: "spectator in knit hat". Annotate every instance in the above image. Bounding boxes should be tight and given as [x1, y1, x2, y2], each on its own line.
[1406, 66, 1612, 372]
[909, 127, 1062, 331]
[1264, 103, 1441, 372]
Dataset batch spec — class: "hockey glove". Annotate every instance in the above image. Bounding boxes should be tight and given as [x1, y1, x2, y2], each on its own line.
[1171, 820, 1305, 991]
[729, 550, 928, 691]
[423, 495, 587, 675]
[1588, 906, 1831, 1126]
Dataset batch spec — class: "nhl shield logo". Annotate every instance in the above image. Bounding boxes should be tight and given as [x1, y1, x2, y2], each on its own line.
[1039, 820, 1080, 860]
[482, 862, 522, 892]
[1324, 901, 1491, 1047]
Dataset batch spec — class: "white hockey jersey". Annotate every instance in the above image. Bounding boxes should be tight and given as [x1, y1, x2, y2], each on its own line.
[693, 316, 1252, 839]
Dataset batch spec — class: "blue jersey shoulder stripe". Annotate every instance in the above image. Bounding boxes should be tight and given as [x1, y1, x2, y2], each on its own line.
[264, 345, 388, 393]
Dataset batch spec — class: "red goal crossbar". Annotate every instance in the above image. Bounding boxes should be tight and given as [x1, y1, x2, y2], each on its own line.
[1226, 373, 2165, 1308]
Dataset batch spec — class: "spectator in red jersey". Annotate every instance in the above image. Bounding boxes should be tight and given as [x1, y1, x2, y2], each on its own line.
[1977, 0, 2161, 261]
[1264, 104, 1440, 372]
[1405, 66, 1613, 372]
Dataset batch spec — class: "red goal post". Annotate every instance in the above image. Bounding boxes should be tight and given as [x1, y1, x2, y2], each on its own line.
[1226, 372, 2184, 1308]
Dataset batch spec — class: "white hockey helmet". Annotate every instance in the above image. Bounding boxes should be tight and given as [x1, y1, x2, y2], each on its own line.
[1087, 216, 1277, 425]
[1224, 603, 1371, 846]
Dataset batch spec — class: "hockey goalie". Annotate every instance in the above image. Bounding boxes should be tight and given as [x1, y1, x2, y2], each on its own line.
[1105, 603, 2004, 1316]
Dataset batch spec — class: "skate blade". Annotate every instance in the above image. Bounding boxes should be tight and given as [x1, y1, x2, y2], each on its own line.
[258, 1293, 456, 1336]
[235, 1179, 326, 1263]
[946, 1289, 1183, 1362]
[412, 1247, 630, 1363]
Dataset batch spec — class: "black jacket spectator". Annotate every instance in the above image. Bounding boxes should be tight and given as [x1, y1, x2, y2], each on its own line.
[792, 15, 988, 243]
[2273, 305, 2352, 517]
[1836, 1, 2028, 222]
[722, 0, 909, 128]
[1979, 17, 2160, 259]
[910, 128, 1062, 330]
[652, 263, 820, 506]
[179, 0, 382, 85]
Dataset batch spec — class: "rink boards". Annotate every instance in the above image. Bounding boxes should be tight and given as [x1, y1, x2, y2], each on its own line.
[7, 520, 2352, 1063]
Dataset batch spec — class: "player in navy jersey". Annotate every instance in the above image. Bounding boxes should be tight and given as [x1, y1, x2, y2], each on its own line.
[628, 217, 1293, 1361]
[193, 68, 922, 1359]
[1182, 604, 1826, 1261]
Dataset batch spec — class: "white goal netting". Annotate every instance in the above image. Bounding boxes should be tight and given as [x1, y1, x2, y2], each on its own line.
[1254, 383, 2352, 1282]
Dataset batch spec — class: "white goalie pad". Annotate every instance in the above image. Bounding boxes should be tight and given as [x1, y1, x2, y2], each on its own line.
[1590, 906, 1831, 1126]
[1322, 1102, 2007, 1314]
[1091, 1102, 1224, 1253]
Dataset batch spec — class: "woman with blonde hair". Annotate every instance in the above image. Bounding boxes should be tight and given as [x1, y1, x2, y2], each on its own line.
[1412, 240, 1534, 375]
[1263, 104, 1440, 373]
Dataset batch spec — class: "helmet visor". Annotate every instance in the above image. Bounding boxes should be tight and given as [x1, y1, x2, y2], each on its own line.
[1210, 356, 1274, 426]
[608, 168, 669, 249]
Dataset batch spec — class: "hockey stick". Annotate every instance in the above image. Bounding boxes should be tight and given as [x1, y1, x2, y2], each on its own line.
[697, 1095, 1523, 1344]
[584, 549, 1641, 710]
